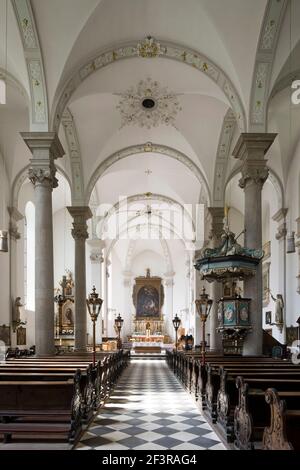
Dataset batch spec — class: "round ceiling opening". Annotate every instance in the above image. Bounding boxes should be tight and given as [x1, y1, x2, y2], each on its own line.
[142, 98, 156, 109]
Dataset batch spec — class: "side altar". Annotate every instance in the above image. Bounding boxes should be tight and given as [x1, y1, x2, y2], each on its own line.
[130, 269, 165, 353]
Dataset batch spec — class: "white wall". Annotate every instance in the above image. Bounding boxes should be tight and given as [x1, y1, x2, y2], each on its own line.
[0, 153, 10, 327]
[53, 208, 75, 289]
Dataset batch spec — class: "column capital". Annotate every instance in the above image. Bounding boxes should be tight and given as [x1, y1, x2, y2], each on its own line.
[87, 239, 105, 262]
[272, 209, 288, 241]
[164, 271, 175, 287]
[21, 132, 65, 160]
[123, 271, 133, 287]
[90, 250, 104, 263]
[233, 133, 277, 190]
[22, 132, 65, 189]
[272, 208, 288, 223]
[232, 133, 277, 161]
[68, 206, 92, 240]
[8, 207, 24, 241]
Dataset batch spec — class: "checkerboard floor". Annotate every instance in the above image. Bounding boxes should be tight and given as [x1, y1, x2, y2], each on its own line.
[76, 359, 226, 450]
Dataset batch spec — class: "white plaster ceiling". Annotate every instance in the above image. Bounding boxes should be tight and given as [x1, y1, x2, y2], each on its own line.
[270, 0, 300, 93]
[0, 82, 30, 181]
[92, 153, 201, 207]
[0, 1, 30, 96]
[68, 57, 229, 191]
[268, 86, 300, 183]
[31, 0, 101, 106]
[53, 0, 267, 114]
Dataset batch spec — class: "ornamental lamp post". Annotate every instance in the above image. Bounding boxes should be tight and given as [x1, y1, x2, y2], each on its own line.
[195, 287, 213, 366]
[115, 314, 124, 350]
[86, 286, 103, 366]
[172, 314, 181, 352]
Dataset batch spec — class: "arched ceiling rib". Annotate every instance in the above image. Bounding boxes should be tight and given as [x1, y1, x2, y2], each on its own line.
[86, 143, 210, 205]
[51, 37, 246, 132]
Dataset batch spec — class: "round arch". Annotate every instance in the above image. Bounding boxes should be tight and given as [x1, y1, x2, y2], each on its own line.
[86, 142, 211, 205]
[97, 193, 196, 238]
[225, 164, 284, 211]
[51, 37, 246, 133]
[11, 164, 73, 211]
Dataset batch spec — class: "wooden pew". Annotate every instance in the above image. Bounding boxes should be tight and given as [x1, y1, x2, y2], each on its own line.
[0, 350, 129, 444]
[215, 367, 300, 442]
[0, 370, 83, 443]
[234, 377, 300, 450]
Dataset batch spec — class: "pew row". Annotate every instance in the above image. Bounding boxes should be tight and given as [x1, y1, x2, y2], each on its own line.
[0, 350, 130, 444]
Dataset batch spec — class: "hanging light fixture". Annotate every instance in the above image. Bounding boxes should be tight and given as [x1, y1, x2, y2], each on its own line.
[0, 0, 7, 105]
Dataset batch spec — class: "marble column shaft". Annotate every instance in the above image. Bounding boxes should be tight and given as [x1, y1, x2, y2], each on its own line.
[22, 132, 64, 356]
[88, 240, 105, 344]
[164, 274, 175, 339]
[68, 207, 92, 351]
[233, 133, 277, 356]
[208, 207, 224, 351]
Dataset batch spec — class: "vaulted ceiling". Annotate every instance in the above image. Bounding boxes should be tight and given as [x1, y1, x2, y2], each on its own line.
[0, 0, 299, 238]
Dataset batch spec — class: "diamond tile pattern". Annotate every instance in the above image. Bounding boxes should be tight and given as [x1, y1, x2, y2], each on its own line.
[76, 359, 225, 450]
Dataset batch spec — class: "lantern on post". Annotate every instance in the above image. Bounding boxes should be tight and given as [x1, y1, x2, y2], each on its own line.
[114, 314, 124, 350]
[172, 314, 181, 352]
[195, 287, 213, 365]
[86, 287, 103, 366]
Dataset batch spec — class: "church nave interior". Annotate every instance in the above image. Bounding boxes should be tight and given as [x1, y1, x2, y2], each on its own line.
[0, 0, 300, 454]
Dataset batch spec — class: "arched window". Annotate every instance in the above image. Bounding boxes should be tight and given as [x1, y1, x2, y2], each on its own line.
[24, 202, 35, 311]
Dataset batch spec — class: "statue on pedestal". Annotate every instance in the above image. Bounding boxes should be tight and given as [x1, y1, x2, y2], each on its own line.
[269, 291, 284, 325]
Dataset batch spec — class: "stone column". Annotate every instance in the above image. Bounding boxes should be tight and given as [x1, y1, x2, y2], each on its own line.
[101, 253, 108, 338]
[68, 207, 92, 351]
[22, 133, 64, 356]
[233, 133, 277, 356]
[164, 273, 175, 339]
[208, 207, 224, 351]
[296, 218, 300, 295]
[194, 271, 204, 347]
[123, 271, 133, 341]
[273, 208, 288, 344]
[88, 239, 105, 344]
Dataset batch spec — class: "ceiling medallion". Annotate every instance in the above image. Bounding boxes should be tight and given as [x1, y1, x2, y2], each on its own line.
[136, 36, 164, 58]
[117, 78, 182, 129]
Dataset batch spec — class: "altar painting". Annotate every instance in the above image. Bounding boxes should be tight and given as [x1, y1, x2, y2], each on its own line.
[137, 285, 159, 318]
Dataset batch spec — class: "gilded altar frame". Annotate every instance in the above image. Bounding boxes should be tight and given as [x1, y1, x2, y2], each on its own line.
[132, 273, 164, 320]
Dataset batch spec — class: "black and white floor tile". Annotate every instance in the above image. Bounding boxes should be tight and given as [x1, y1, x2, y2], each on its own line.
[76, 359, 226, 450]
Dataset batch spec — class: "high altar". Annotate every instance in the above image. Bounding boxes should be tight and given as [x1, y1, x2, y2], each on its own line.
[131, 269, 165, 352]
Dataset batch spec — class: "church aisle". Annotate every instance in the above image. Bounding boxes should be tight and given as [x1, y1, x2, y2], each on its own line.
[76, 359, 226, 450]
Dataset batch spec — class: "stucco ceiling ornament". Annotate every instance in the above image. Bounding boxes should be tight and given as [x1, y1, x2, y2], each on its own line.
[116, 78, 182, 129]
[136, 36, 165, 58]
